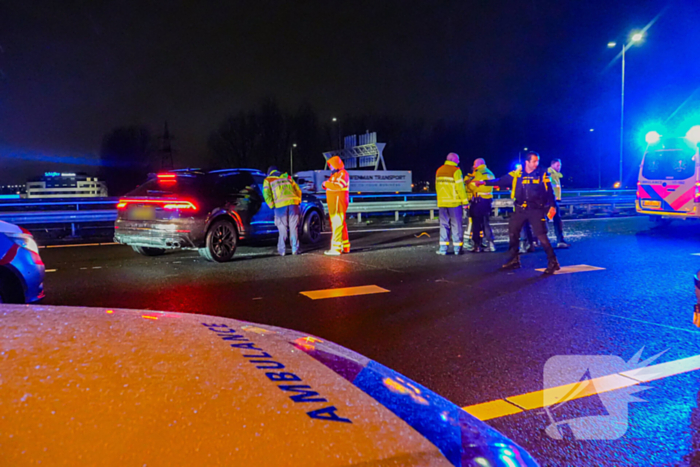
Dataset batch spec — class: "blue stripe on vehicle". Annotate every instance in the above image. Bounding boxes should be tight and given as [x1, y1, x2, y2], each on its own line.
[352, 360, 463, 465]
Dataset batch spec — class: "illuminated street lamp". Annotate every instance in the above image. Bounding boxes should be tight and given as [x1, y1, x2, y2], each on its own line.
[290, 143, 297, 175]
[609, 31, 644, 186]
[331, 117, 342, 150]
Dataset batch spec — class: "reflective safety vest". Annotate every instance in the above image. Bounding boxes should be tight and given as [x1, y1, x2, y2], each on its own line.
[508, 169, 522, 199]
[263, 171, 302, 208]
[436, 160, 469, 208]
[324, 169, 350, 214]
[467, 165, 495, 199]
[547, 168, 563, 201]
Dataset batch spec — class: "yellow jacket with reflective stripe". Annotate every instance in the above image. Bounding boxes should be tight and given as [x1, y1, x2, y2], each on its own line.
[466, 164, 495, 199]
[436, 161, 468, 207]
[547, 168, 563, 201]
[263, 171, 302, 208]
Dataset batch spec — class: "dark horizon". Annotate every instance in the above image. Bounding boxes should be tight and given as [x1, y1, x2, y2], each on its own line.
[1, 0, 698, 187]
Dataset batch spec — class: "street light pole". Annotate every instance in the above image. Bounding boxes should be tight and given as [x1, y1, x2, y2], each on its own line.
[290, 143, 297, 175]
[609, 32, 643, 187]
[619, 42, 626, 185]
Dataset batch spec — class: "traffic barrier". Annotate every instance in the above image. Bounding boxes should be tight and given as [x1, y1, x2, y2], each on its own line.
[0, 191, 637, 229]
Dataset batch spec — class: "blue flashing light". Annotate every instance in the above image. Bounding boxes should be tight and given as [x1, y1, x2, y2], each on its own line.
[44, 171, 60, 177]
[686, 126, 700, 145]
[645, 131, 661, 145]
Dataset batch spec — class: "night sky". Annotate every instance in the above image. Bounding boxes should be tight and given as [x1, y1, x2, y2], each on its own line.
[1, 0, 698, 185]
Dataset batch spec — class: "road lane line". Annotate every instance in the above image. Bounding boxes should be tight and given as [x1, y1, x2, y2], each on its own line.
[462, 353, 700, 421]
[300, 285, 390, 300]
[620, 355, 700, 382]
[462, 399, 524, 420]
[534, 264, 605, 274]
[40, 242, 120, 249]
[44, 243, 103, 248]
[45, 269, 57, 273]
[590, 310, 700, 334]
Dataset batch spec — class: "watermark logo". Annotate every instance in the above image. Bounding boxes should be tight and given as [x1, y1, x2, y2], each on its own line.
[543, 348, 665, 440]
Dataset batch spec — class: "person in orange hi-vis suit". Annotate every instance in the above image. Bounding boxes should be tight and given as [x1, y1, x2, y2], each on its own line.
[323, 156, 350, 255]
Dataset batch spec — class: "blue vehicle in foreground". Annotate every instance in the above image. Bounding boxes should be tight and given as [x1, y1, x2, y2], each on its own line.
[115, 168, 325, 262]
[0, 220, 45, 303]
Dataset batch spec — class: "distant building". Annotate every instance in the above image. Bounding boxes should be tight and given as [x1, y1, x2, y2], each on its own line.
[0, 184, 26, 196]
[25, 172, 108, 198]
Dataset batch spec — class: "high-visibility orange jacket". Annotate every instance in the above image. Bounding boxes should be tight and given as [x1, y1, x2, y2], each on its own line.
[323, 156, 349, 213]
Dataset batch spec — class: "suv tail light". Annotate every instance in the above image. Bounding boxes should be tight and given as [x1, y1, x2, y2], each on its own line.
[695, 182, 700, 203]
[117, 199, 198, 211]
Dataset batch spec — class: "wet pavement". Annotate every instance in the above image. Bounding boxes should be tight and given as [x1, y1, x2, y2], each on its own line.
[39, 216, 700, 466]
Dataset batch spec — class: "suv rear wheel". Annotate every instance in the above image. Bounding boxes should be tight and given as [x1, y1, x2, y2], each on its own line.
[301, 210, 322, 244]
[200, 219, 238, 262]
[132, 246, 166, 256]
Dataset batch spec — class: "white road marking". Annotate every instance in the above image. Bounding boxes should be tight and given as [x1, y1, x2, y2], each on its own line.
[535, 264, 606, 274]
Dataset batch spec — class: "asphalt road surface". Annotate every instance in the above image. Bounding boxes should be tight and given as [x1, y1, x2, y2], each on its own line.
[38, 216, 700, 466]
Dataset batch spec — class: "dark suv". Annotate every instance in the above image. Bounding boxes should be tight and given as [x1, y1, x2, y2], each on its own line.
[114, 169, 324, 262]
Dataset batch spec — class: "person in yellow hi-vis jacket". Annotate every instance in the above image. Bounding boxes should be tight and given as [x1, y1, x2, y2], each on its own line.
[436, 153, 469, 255]
[465, 158, 495, 252]
[323, 156, 350, 256]
[547, 159, 570, 249]
[263, 166, 303, 256]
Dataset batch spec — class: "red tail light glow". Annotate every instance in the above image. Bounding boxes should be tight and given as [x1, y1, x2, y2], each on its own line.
[157, 173, 177, 183]
[163, 202, 198, 210]
[117, 199, 198, 211]
[695, 182, 700, 203]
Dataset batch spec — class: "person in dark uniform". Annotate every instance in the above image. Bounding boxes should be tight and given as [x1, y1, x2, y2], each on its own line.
[476, 151, 560, 274]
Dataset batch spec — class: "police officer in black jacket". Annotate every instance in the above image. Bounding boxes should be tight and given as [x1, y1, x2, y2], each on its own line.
[476, 151, 561, 274]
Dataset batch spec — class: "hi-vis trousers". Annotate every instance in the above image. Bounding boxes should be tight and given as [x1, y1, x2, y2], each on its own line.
[328, 194, 350, 253]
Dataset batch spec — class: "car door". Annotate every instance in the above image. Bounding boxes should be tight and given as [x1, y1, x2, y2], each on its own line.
[250, 174, 276, 235]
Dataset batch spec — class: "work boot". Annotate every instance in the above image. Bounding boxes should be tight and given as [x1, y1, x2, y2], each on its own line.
[485, 241, 496, 252]
[501, 256, 521, 270]
[436, 249, 448, 255]
[469, 245, 483, 253]
[526, 243, 536, 253]
[543, 258, 561, 275]
[519, 240, 526, 254]
[324, 250, 341, 256]
[556, 241, 570, 249]
[453, 248, 463, 255]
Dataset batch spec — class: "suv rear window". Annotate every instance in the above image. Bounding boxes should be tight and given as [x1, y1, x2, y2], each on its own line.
[129, 176, 207, 197]
[642, 138, 697, 180]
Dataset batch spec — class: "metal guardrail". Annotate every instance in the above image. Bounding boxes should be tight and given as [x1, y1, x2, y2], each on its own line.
[338, 194, 635, 222]
[0, 190, 637, 228]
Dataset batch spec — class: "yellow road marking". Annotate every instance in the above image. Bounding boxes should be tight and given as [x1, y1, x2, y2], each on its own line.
[300, 285, 390, 300]
[507, 373, 638, 411]
[462, 353, 700, 421]
[535, 264, 605, 274]
[463, 399, 524, 420]
[41, 242, 119, 249]
[45, 269, 57, 273]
